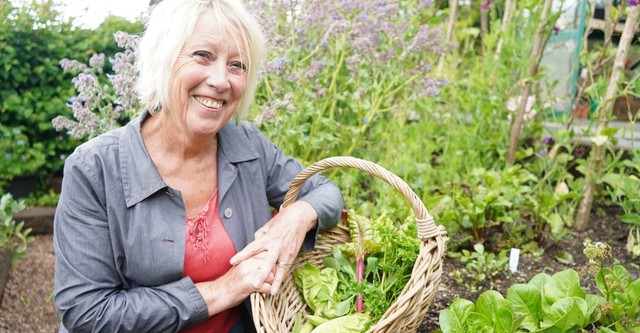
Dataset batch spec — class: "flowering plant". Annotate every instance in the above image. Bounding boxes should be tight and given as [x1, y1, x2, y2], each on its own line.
[52, 32, 141, 140]
[247, 0, 447, 163]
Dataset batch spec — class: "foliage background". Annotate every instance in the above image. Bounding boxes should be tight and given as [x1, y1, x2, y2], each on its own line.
[0, 0, 142, 191]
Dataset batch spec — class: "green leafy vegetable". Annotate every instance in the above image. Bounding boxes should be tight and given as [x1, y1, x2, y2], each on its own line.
[293, 262, 348, 319]
[293, 209, 420, 328]
[310, 314, 371, 333]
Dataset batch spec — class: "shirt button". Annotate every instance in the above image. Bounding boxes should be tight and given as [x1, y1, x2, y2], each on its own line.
[224, 208, 233, 219]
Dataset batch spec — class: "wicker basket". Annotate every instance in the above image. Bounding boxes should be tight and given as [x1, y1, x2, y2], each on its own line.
[251, 156, 448, 333]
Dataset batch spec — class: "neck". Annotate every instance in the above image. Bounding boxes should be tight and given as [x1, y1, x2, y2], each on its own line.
[141, 113, 218, 160]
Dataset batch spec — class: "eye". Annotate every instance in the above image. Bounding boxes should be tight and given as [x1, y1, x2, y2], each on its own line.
[193, 51, 212, 61]
[230, 61, 247, 72]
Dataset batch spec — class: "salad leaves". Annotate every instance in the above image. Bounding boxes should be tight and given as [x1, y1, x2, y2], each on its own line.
[293, 209, 419, 332]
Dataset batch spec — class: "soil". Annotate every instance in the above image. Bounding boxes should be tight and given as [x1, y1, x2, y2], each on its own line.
[0, 207, 637, 333]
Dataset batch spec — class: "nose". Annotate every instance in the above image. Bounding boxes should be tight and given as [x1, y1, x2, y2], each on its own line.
[205, 62, 231, 92]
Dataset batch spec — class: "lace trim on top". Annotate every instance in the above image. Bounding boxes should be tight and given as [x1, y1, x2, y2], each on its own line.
[185, 193, 216, 263]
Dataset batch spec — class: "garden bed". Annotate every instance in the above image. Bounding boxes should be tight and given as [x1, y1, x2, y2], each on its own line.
[0, 207, 636, 332]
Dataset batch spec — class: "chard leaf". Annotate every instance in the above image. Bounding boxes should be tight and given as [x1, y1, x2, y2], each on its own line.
[507, 283, 541, 331]
[439, 298, 475, 333]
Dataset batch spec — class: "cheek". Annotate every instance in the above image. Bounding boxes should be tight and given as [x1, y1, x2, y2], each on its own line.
[169, 67, 198, 106]
[232, 76, 248, 99]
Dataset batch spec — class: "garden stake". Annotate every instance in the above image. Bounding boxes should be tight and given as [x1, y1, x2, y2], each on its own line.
[575, 2, 640, 231]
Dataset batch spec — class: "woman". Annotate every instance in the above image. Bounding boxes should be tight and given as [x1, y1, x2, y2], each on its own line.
[53, 0, 344, 332]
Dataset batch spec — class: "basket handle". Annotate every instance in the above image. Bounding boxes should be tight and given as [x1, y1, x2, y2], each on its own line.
[282, 156, 445, 240]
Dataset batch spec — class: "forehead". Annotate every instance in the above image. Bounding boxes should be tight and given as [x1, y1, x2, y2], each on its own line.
[186, 11, 247, 55]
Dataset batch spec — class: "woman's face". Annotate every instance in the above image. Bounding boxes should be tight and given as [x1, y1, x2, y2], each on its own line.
[167, 11, 248, 137]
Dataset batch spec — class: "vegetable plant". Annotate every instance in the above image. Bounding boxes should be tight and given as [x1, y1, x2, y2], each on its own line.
[439, 240, 640, 332]
[601, 169, 640, 258]
[293, 210, 418, 331]
[448, 243, 509, 292]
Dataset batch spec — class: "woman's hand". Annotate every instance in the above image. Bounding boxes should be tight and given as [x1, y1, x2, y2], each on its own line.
[229, 201, 318, 294]
[196, 251, 275, 316]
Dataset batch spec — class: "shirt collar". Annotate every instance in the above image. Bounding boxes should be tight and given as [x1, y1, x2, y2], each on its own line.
[119, 111, 259, 207]
[120, 110, 167, 207]
[217, 121, 260, 164]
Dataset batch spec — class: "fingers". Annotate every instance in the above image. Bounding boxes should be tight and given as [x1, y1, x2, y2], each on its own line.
[271, 258, 294, 294]
[229, 239, 263, 265]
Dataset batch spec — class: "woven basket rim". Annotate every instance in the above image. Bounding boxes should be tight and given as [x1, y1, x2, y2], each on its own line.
[251, 156, 448, 333]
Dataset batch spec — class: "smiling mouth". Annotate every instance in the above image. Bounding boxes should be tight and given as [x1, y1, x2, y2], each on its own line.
[194, 96, 224, 109]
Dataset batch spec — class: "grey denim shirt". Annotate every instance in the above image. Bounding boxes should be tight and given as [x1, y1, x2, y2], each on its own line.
[53, 111, 344, 333]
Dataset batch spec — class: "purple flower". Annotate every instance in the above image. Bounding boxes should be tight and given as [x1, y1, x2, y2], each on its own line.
[481, 0, 494, 11]
[89, 53, 105, 69]
[630, 0, 638, 6]
[543, 136, 555, 145]
[59, 58, 87, 73]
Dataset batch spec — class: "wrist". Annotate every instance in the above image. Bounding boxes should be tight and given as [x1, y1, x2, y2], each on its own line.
[290, 200, 318, 232]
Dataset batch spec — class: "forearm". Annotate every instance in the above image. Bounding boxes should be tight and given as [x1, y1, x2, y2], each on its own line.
[55, 272, 207, 333]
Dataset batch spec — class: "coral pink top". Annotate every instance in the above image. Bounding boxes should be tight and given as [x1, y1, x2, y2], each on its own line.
[181, 192, 239, 333]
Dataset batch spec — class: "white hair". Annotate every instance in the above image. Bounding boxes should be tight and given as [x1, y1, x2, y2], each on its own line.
[136, 0, 266, 118]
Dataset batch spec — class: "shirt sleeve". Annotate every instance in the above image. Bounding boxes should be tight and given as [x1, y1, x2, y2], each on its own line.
[242, 123, 344, 250]
[53, 152, 209, 333]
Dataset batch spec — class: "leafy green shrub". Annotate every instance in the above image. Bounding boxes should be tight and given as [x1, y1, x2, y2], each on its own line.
[0, 124, 46, 188]
[0, 0, 142, 191]
[0, 193, 34, 268]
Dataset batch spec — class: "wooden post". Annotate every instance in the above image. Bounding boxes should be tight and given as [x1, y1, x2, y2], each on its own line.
[481, 2, 489, 37]
[495, 0, 515, 58]
[445, 0, 459, 44]
[574, 3, 640, 231]
[507, 0, 554, 165]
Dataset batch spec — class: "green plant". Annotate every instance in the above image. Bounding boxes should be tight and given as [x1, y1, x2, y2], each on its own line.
[247, 0, 445, 165]
[439, 290, 524, 333]
[1, 0, 142, 189]
[440, 269, 603, 333]
[0, 193, 34, 268]
[456, 166, 535, 244]
[583, 239, 640, 331]
[0, 124, 46, 187]
[601, 164, 640, 258]
[448, 243, 509, 292]
[438, 240, 640, 332]
[292, 209, 419, 329]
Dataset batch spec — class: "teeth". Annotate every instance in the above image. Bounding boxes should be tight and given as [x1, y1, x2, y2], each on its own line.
[195, 96, 223, 108]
